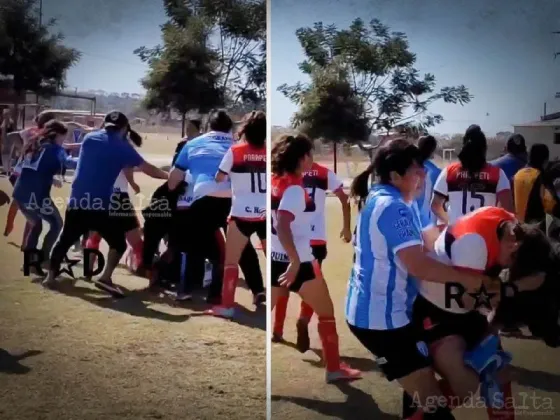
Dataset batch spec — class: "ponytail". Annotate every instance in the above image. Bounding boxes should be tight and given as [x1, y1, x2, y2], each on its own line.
[458, 124, 487, 174]
[350, 163, 374, 210]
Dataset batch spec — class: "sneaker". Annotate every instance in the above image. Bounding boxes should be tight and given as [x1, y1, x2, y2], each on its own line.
[175, 292, 192, 302]
[253, 292, 266, 308]
[326, 363, 362, 383]
[296, 318, 310, 353]
[205, 306, 235, 319]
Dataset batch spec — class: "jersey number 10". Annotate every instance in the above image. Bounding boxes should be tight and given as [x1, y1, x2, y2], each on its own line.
[250, 171, 266, 193]
[462, 187, 485, 214]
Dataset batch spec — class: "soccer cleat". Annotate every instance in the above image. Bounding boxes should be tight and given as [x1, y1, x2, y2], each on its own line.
[296, 318, 311, 353]
[326, 363, 362, 383]
[271, 332, 284, 343]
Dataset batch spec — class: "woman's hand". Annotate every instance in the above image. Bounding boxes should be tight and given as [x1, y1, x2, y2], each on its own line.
[279, 261, 300, 288]
[340, 227, 352, 243]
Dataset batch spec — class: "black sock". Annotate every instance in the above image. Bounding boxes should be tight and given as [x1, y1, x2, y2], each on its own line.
[402, 391, 419, 418]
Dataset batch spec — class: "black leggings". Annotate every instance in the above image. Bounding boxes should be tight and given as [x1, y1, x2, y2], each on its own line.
[50, 208, 127, 274]
[170, 197, 264, 298]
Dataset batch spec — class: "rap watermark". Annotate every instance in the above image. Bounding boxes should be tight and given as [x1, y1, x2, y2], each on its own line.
[444, 282, 519, 311]
[23, 249, 106, 279]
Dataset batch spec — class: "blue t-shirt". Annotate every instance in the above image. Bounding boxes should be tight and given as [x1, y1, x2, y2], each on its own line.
[69, 129, 144, 210]
[416, 159, 441, 228]
[345, 183, 423, 330]
[174, 131, 233, 202]
[490, 154, 525, 184]
[13, 142, 67, 208]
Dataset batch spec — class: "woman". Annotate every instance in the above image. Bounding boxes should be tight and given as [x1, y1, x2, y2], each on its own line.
[272, 159, 351, 352]
[1, 108, 16, 174]
[410, 207, 545, 419]
[431, 125, 512, 225]
[346, 139, 499, 418]
[271, 133, 361, 383]
[4, 111, 55, 239]
[168, 109, 235, 303]
[12, 120, 74, 262]
[209, 110, 267, 319]
[84, 133, 144, 277]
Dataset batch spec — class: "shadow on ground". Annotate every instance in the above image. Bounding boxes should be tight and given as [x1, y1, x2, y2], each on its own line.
[0, 349, 42, 374]
[272, 382, 399, 420]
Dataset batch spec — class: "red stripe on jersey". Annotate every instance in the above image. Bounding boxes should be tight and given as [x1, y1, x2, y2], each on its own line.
[448, 207, 516, 269]
[271, 174, 314, 211]
[446, 162, 501, 194]
[230, 142, 266, 172]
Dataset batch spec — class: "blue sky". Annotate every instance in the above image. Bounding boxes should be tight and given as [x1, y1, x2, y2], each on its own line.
[271, 0, 560, 135]
[43, 0, 165, 94]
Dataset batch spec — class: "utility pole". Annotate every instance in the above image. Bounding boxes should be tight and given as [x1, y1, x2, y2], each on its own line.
[36, 0, 43, 112]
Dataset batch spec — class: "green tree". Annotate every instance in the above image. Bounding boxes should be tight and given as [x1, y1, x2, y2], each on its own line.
[136, 0, 265, 120]
[0, 0, 80, 111]
[136, 17, 223, 131]
[278, 18, 472, 142]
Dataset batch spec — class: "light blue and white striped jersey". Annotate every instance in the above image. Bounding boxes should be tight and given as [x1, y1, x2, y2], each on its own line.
[174, 131, 233, 202]
[345, 184, 424, 330]
[416, 159, 441, 228]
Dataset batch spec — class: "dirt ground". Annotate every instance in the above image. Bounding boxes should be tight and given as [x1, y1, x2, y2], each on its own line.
[271, 198, 560, 420]
[0, 140, 266, 420]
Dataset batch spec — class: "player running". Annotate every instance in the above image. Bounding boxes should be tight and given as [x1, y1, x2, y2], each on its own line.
[209, 111, 266, 318]
[431, 125, 512, 225]
[272, 160, 351, 352]
[271, 133, 361, 383]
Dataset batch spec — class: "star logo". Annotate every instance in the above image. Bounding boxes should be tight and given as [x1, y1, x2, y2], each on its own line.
[468, 284, 496, 311]
[56, 255, 80, 279]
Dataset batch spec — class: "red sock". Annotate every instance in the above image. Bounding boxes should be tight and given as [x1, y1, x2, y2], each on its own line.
[86, 233, 101, 250]
[487, 382, 515, 420]
[317, 316, 340, 372]
[221, 265, 238, 308]
[131, 241, 143, 269]
[274, 295, 289, 337]
[299, 301, 314, 322]
[22, 221, 32, 250]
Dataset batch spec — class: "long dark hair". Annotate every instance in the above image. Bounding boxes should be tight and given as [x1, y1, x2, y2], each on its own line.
[350, 139, 420, 208]
[238, 110, 265, 147]
[458, 124, 487, 174]
[271, 133, 313, 175]
[23, 120, 67, 157]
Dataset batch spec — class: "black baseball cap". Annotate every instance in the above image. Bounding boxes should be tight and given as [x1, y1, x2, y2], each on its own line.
[103, 110, 142, 147]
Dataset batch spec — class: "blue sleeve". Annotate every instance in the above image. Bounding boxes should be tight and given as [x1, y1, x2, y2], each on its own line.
[174, 143, 189, 171]
[377, 201, 423, 253]
[120, 142, 144, 168]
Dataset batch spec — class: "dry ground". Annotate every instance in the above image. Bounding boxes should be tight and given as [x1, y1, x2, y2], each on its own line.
[0, 135, 266, 420]
[271, 197, 560, 420]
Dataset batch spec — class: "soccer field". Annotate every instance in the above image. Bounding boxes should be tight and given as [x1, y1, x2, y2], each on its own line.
[271, 197, 560, 420]
[0, 168, 266, 420]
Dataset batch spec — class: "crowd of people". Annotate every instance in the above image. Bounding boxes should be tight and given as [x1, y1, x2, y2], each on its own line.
[270, 125, 560, 419]
[0, 107, 266, 318]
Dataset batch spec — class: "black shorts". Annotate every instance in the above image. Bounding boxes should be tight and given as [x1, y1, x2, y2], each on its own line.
[412, 294, 489, 350]
[232, 217, 266, 241]
[311, 243, 327, 264]
[347, 322, 431, 381]
[109, 192, 140, 233]
[9, 173, 17, 186]
[62, 208, 128, 254]
[270, 260, 318, 292]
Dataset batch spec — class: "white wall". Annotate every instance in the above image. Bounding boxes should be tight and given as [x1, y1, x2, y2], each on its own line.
[514, 125, 560, 159]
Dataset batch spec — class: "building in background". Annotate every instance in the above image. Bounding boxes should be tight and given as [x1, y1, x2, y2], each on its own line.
[514, 112, 560, 160]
